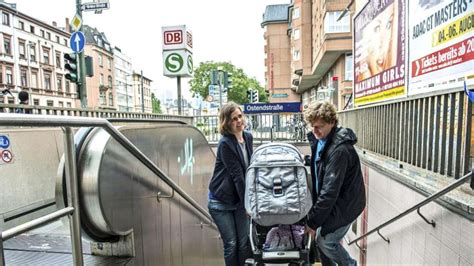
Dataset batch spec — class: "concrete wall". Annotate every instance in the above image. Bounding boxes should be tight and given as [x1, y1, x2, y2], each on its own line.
[351, 155, 474, 265]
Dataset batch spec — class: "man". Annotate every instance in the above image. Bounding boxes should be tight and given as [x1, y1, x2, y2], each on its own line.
[304, 101, 366, 266]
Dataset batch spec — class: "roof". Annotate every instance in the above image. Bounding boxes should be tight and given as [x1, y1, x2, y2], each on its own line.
[82, 25, 113, 54]
[261, 4, 290, 27]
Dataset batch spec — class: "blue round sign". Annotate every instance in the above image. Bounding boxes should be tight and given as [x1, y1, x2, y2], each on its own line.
[0, 135, 10, 149]
[70, 31, 86, 53]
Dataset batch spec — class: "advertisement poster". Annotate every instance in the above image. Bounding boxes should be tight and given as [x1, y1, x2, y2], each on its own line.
[354, 0, 407, 106]
[409, 0, 473, 95]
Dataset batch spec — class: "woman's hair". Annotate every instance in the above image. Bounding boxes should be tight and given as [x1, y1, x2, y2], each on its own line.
[304, 101, 338, 125]
[219, 102, 245, 135]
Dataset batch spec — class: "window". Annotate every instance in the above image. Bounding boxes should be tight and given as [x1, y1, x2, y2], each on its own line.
[56, 52, 61, 68]
[0, 68, 3, 84]
[67, 102, 71, 108]
[3, 37, 11, 55]
[33, 99, 39, 106]
[98, 54, 103, 67]
[18, 21, 24, 30]
[66, 80, 70, 93]
[56, 76, 62, 92]
[64, 38, 68, 46]
[31, 72, 38, 88]
[324, 11, 350, 33]
[47, 100, 53, 107]
[100, 74, 104, 85]
[108, 92, 113, 106]
[43, 48, 50, 64]
[293, 28, 300, 40]
[293, 7, 300, 20]
[6, 68, 13, 85]
[2, 13, 9, 26]
[293, 49, 300, 60]
[40, 30, 45, 38]
[30, 25, 35, 33]
[30, 44, 36, 61]
[345, 54, 353, 81]
[56, 36, 60, 43]
[58, 101, 64, 107]
[44, 73, 51, 90]
[99, 91, 106, 105]
[108, 75, 112, 87]
[19, 41, 26, 59]
[20, 69, 27, 87]
[47, 32, 51, 40]
[107, 58, 112, 69]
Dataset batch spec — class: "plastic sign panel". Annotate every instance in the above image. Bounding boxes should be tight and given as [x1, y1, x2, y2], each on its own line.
[353, 0, 407, 106]
[408, 0, 474, 95]
[163, 50, 193, 77]
[243, 102, 302, 114]
[162, 25, 193, 52]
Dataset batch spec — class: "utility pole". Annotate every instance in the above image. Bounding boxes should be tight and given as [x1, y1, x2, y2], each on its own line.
[76, 0, 87, 108]
[140, 70, 144, 113]
[177, 76, 182, 115]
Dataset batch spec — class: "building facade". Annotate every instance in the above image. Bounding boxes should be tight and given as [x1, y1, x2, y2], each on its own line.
[83, 25, 116, 110]
[263, 0, 354, 110]
[261, 4, 300, 103]
[132, 71, 152, 113]
[113, 46, 133, 112]
[0, 2, 77, 108]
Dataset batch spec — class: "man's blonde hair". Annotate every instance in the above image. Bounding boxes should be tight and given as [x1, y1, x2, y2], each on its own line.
[304, 101, 338, 125]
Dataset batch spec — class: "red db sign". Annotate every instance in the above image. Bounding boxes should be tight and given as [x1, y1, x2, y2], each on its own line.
[164, 30, 183, 45]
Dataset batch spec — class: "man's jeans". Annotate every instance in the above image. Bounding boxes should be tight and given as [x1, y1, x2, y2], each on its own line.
[208, 200, 251, 266]
[316, 224, 357, 266]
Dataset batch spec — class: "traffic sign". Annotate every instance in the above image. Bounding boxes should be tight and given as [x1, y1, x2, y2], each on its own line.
[1, 150, 13, 163]
[70, 14, 82, 32]
[81, 1, 110, 12]
[70, 31, 86, 53]
[0, 135, 10, 149]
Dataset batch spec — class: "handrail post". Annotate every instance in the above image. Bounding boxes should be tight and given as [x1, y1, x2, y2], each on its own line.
[63, 127, 84, 265]
[0, 229, 5, 266]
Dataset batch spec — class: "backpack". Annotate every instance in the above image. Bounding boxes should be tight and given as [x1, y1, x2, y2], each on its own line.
[245, 142, 312, 226]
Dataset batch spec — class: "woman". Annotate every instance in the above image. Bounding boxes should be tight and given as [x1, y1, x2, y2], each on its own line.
[208, 102, 253, 266]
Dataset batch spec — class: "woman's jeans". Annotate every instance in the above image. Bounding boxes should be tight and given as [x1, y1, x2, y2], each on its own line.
[316, 224, 357, 266]
[208, 200, 251, 266]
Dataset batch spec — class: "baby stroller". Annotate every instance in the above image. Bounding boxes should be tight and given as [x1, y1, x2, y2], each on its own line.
[244, 143, 313, 265]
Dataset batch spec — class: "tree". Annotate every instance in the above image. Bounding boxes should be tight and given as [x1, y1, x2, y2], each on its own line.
[151, 93, 162, 114]
[189, 61, 267, 104]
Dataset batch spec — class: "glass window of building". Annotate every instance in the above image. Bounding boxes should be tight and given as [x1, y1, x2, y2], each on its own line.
[66, 80, 70, 93]
[99, 91, 106, 105]
[345, 54, 353, 81]
[108, 75, 112, 87]
[40, 30, 45, 38]
[56, 36, 60, 43]
[324, 11, 350, 33]
[293, 8, 300, 20]
[47, 32, 51, 40]
[293, 28, 300, 40]
[30, 25, 35, 33]
[31, 72, 38, 88]
[98, 54, 103, 67]
[20, 69, 27, 87]
[44, 73, 52, 90]
[57, 76, 62, 92]
[30, 44, 36, 61]
[56, 52, 61, 68]
[47, 100, 54, 107]
[18, 21, 24, 30]
[43, 48, 50, 64]
[58, 101, 64, 107]
[19, 41, 26, 59]
[100, 74, 104, 85]
[0, 68, 3, 84]
[293, 49, 300, 60]
[2, 13, 9, 26]
[108, 58, 112, 69]
[33, 99, 39, 106]
[6, 68, 13, 85]
[109, 92, 113, 106]
[3, 37, 11, 55]
[67, 102, 71, 108]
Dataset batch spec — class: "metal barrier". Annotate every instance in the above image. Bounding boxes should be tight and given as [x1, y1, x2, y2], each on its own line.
[0, 114, 215, 266]
[339, 90, 472, 178]
[0, 103, 193, 124]
[193, 113, 308, 143]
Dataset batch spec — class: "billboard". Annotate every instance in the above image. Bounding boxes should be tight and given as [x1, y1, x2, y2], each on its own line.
[353, 0, 407, 106]
[408, 0, 474, 95]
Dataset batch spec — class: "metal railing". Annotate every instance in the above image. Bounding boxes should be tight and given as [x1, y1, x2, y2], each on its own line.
[0, 103, 193, 124]
[339, 90, 472, 178]
[0, 114, 215, 265]
[193, 113, 308, 143]
[347, 171, 473, 249]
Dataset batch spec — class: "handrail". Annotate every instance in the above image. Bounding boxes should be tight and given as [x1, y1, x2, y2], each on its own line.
[348, 171, 473, 246]
[0, 114, 215, 227]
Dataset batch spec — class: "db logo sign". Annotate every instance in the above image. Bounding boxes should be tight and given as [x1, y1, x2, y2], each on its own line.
[164, 30, 183, 45]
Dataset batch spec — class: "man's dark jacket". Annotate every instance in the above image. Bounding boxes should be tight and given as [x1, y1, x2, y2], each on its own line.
[306, 126, 366, 236]
[209, 131, 253, 207]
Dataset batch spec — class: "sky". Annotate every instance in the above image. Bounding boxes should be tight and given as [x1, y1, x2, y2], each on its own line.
[11, 0, 290, 101]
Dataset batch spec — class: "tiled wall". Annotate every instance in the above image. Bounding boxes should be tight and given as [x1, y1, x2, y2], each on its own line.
[359, 166, 473, 265]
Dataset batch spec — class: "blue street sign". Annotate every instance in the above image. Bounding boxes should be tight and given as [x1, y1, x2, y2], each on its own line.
[70, 31, 86, 53]
[0, 135, 10, 149]
[243, 102, 302, 114]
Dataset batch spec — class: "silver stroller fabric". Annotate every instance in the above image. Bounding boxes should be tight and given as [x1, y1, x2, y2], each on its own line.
[245, 142, 313, 226]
